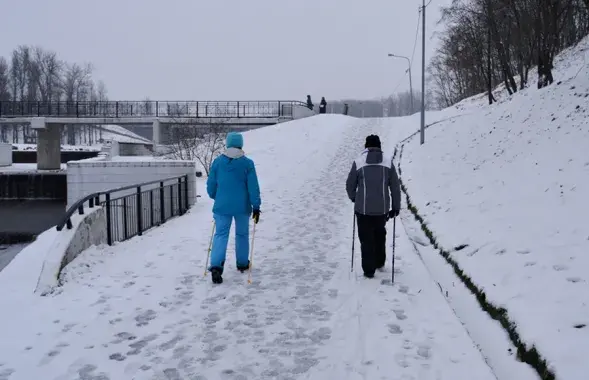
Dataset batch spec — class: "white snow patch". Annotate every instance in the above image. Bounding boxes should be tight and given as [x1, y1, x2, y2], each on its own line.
[400, 35, 589, 380]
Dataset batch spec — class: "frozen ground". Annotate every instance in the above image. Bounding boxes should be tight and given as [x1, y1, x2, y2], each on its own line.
[0, 116, 498, 380]
[399, 36, 589, 379]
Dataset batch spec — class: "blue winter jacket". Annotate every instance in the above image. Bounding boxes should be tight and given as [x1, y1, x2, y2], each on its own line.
[206, 148, 261, 216]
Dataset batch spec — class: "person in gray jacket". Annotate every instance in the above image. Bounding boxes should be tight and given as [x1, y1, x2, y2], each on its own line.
[346, 134, 401, 278]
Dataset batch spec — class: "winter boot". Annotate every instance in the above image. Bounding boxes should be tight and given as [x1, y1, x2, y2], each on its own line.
[211, 268, 223, 284]
[237, 260, 250, 273]
[364, 272, 375, 279]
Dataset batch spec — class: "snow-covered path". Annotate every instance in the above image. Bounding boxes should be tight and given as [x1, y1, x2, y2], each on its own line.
[0, 117, 496, 380]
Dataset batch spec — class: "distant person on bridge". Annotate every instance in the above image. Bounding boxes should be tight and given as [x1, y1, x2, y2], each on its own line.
[346, 134, 401, 278]
[319, 97, 327, 114]
[206, 132, 261, 284]
[306, 95, 314, 110]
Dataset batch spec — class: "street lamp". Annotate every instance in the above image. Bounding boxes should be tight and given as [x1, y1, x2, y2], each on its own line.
[387, 53, 414, 114]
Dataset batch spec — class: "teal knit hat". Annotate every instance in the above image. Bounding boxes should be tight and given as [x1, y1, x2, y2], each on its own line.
[226, 132, 244, 149]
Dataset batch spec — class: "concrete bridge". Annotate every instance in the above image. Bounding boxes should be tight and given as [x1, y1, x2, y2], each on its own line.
[0, 100, 314, 169]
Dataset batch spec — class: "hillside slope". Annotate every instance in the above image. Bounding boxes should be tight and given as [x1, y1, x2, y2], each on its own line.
[0, 115, 500, 380]
[400, 36, 589, 379]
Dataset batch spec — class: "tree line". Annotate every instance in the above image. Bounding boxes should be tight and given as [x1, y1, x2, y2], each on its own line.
[325, 90, 432, 118]
[0, 45, 107, 104]
[429, 0, 589, 108]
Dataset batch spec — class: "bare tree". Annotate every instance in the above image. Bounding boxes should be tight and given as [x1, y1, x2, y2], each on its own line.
[0, 57, 10, 101]
[141, 97, 154, 116]
[33, 47, 63, 103]
[165, 104, 231, 175]
[429, 0, 588, 108]
[96, 80, 108, 101]
[385, 91, 427, 116]
[62, 62, 93, 102]
[166, 121, 227, 175]
[10, 46, 32, 101]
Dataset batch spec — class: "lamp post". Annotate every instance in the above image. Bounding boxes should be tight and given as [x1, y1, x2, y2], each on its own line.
[387, 53, 414, 114]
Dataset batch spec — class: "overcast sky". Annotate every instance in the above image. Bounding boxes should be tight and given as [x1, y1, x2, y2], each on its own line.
[1, 0, 451, 102]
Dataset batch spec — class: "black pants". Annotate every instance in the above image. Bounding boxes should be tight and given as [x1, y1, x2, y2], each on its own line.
[356, 213, 387, 275]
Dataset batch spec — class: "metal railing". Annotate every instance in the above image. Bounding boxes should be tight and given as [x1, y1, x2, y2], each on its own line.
[55, 175, 190, 245]
[0, 100, 309, 119]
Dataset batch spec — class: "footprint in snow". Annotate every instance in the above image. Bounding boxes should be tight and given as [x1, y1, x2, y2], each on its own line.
[387, 323, 403, 334]
[135, 309, 157, 327]
[111, 332, 137, 344]
[77, 364, 109, 380]
[393, 309, 407, 320]
[417, 345, 432, 359]
[109, 353, 126, 361]
[567, 277, 583, 283]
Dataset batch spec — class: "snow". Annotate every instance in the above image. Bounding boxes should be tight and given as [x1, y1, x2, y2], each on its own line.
[0, 115, 499, 380]
[0, 163, 67, 173]
[0, 210, 98, 300]
[12, 143, 101, 152]
[0, 243, 27, 272]
[399, 36, 589, 379]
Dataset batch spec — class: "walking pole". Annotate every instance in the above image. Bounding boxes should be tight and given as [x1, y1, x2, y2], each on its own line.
[247, 222, 257, 284]
[351, 213, 356, 272]
[392, 216, 397, 283]
[204, 220, 215, 277]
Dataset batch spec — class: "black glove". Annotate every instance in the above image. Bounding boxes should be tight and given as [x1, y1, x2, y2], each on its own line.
[252, 209, 261, 224]
[388, 209, 399, 220]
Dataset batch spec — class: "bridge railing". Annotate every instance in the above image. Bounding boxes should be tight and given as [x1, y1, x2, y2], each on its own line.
[0, 100, 309, 119]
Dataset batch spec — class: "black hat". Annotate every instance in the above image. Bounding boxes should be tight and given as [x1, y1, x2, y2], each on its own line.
[365, 134, 381, 149]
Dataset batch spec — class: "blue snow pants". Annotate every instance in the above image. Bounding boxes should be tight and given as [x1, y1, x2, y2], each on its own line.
[209, 213, 250, 273]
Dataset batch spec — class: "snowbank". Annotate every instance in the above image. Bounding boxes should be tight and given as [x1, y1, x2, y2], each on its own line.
[400, 36, 589, 379]
[34, 207, 108, 295]
[0, 207, 108, 298]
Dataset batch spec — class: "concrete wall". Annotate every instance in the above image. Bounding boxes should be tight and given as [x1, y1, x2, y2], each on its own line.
[33, 206, 107, 295]
[105, 140, 120, 158]
[66, 158, 198, 209]
[60, 207, 107, 272]
[119, 142, 153, 156]
[99, 141, 152, 158]
[0, 143, 11, 166]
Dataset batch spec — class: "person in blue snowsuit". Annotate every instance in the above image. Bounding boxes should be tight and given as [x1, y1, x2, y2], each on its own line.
[206, 132, 261, 284]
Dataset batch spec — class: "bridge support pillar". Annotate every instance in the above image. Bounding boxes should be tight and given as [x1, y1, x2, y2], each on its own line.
[152, 119, 161, 145]
[37, 124, 61, 170]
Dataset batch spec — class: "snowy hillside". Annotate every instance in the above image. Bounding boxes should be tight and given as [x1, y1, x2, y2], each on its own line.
[0, 114, 506, 380]
[399, 36, 589, 379]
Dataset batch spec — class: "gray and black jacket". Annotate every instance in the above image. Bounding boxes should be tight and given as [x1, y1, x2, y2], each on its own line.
[346, 148, 401, 216]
